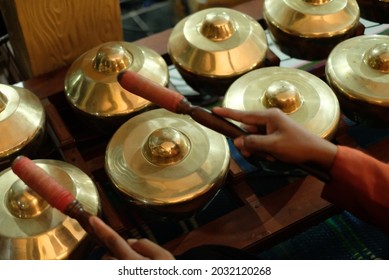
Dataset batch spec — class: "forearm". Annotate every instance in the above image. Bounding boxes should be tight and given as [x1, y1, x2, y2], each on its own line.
[321, 146, 389, 233]
[303, 136, 338, 173]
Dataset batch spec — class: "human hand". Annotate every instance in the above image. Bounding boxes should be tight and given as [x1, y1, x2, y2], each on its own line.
[89, 216, 175, 260]
[212, 107, 337, 171]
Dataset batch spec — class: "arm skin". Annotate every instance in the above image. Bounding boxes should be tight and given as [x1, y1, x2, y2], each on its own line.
[212, 107, 389, 234]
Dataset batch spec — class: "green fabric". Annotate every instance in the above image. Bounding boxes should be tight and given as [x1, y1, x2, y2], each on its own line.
[258, 211, 389, 260]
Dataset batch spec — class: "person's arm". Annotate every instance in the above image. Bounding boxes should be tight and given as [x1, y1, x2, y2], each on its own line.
[212, 107, 337, 171]
[323, 146, 389, 233]
[212, 107, 389, 233]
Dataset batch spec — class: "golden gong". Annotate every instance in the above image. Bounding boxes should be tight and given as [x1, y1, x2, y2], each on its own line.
[326, 35, 389, 126]
[105, 109, 230, 217]
[0, 84, 45, 167]
[64, 41, 169, 131]
[223, 67, 340, 140]
[168, 7, 268, 97]
[263, 0, 360, 60]
[0, 160, 100, 260]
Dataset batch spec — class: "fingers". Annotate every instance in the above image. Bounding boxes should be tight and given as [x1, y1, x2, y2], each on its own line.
[89, 216, 147, 260]
[127, 239, 175, 260]
[89, 216, 175, 260]
[212, 106, 269, 126]
[213, 107, 276, 157]
[235, 134, 275, 158]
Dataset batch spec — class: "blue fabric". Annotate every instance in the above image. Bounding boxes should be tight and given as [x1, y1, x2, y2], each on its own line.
[344, 117, 389, 148]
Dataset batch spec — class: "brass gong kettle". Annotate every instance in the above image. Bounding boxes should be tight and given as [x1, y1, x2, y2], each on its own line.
[0, 159, 100, 259]
[326, 35, 389, 126]
[105, 109, 230, 218]
[0, 84, 45, 168]
[64, 41, 169, 132]
[223, 67, 340, 140]
[263, 0, 361, 60]
[168, 7, 268, 99]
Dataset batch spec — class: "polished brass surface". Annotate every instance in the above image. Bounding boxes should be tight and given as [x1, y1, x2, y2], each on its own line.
[105, 109, 230, 214]
[65, 41, 169, 118]
[0, 159, 100, 260]
[6, 180, 49, 219]
[364, 43, 389, 73]
[325, 35, 389, 125]
[168, 7, 268, 77]
[92, 44, 133, 73]
[143, 127, 191, 166]
[223, 67, 340, 140]
[326, 35, 389, 107]
[0, 84, 45, 163]
[304, 0, 332, 4]
[263, 80, 303, 114]
[200, 12, 235, 41]
[263, 0, 360, 38]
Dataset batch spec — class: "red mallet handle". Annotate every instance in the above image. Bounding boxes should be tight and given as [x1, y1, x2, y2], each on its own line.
[118, 70, 246, 139]
[118, 70, 185, 113]
[12, 156, 94, 233]
[12, 156, 75, 212]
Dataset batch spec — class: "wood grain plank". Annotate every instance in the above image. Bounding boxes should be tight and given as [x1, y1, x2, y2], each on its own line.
[2, 0, 123, 78]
